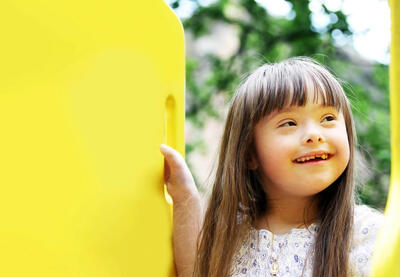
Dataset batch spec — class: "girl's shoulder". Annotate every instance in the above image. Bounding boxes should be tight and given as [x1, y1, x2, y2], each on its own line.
[353, 204, 384, 231]
[350, 205, 385, 276]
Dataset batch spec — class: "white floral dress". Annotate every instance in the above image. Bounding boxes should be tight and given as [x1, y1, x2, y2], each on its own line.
[230, 205, 384, 277]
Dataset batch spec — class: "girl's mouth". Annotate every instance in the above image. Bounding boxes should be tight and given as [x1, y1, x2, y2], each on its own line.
[293, 154, 333, 164]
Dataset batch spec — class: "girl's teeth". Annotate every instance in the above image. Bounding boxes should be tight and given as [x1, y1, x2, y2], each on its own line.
[296, 154, 329, 163]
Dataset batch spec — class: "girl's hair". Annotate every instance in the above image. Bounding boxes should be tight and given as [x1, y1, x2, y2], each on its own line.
[193, 57, 357, 277]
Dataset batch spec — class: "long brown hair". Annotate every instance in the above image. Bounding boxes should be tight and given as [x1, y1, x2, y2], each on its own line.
[193, 57, 358, 277]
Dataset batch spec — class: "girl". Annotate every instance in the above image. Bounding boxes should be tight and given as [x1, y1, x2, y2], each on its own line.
[160, 57, 384, 277]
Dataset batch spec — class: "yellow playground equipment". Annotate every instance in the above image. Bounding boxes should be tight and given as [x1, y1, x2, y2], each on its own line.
[0, 0, 398, 276]
[0, 0, 182, 276]
[370, 0, 400, 276]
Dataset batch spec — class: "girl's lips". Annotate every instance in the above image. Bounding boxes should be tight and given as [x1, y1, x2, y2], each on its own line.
[293, 154, 334, 164]
[293, 151, 331, 161]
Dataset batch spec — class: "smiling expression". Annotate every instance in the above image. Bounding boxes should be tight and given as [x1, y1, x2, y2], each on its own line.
[249, 94, 350, 199]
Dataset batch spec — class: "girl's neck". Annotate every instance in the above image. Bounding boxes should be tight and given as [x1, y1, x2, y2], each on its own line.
[255, 196, 319, 234]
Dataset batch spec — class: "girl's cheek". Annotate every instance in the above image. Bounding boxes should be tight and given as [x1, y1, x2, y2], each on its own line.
[343, 139, 351, 164]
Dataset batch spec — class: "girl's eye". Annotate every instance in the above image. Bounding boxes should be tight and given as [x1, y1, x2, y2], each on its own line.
[280, 121, 296, 127]
[322, 115, 336, 122]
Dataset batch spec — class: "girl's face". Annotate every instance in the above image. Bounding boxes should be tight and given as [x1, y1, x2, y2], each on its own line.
[249, 96, 350, 199]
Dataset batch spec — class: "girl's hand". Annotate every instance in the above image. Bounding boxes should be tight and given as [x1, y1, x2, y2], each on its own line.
[160, 144, 199, 204]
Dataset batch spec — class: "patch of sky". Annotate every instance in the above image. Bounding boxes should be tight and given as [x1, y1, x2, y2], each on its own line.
[254, 0, 295, 20]
[309, 1, 338, 33]
[309, 0, 389, 64]
[164, 0, 197, 19]
[165, 0, 390, 64]
[341, 0, 390, 64]
[198, 0, 218, 6]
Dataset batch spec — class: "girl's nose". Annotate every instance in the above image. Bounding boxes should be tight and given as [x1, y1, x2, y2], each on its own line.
[303, 128, 325, 144]
[305, 135, 324, 144]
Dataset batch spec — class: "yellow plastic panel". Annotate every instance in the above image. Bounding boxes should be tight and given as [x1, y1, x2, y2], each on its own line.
[0, 0, 184, 276]
[370, 0, 400, 276]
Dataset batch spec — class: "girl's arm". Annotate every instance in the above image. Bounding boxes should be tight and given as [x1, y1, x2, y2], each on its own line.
[173, 192, 203, 277]
[160, 144, 203, 277]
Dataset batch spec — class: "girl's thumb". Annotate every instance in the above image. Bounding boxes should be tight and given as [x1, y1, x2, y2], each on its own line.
[160, 144, 178, 160]
[160, 144, 170, 155]
[160, 144, 182, 167]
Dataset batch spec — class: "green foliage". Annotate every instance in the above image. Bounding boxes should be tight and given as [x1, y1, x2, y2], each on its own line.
[169, 0, 390, 209]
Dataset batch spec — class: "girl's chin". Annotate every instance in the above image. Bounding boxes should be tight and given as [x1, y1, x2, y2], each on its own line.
[288, 183, 332, 196]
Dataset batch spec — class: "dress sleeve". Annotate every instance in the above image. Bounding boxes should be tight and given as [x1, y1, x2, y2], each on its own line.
[349, 205, 385, 277]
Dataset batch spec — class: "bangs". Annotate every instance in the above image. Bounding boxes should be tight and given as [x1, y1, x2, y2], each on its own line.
[242, 58, 348, 123]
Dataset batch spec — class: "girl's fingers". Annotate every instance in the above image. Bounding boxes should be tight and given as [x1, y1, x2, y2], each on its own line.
[160, 144, 198, 202]
[163, 156, 170, 183]
[160, 144, 184, 167]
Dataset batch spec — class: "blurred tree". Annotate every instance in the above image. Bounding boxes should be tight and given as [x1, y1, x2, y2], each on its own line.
[168, 0, 390, 209]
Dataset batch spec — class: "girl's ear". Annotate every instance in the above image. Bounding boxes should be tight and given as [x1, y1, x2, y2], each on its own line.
[247, 144, 259, 170]
[248, 156, 258, 170]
